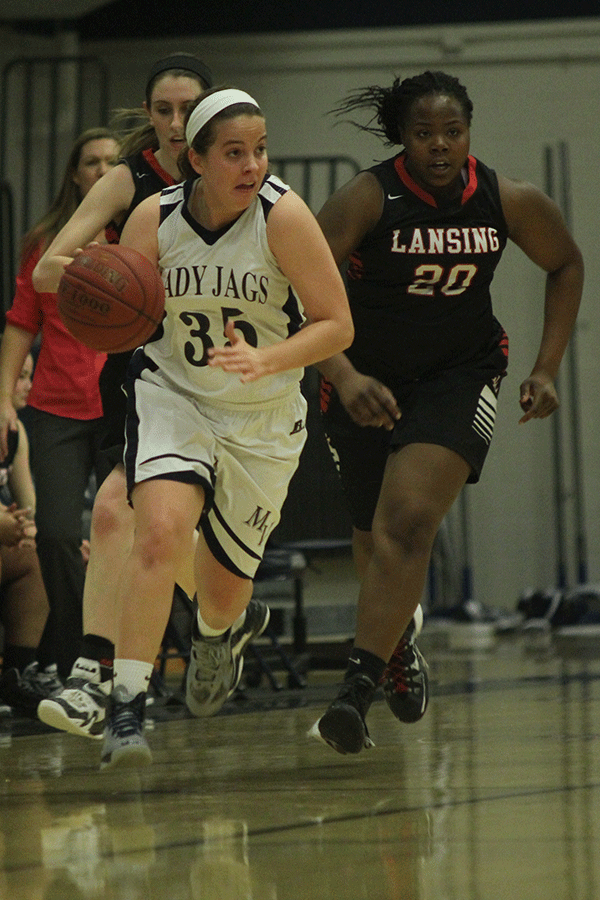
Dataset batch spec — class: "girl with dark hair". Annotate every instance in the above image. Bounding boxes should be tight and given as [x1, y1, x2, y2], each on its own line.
[33, 54, 213, 739]
[310, 70, 583, 754]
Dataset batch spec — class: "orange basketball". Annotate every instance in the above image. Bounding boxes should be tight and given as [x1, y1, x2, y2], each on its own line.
[57, 244, 165, 353]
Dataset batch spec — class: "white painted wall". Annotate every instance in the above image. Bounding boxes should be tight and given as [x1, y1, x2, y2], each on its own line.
[2, 17, 600, 611]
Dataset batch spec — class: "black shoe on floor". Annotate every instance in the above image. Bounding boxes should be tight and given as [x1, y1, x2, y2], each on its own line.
[309, 673, 376, 754]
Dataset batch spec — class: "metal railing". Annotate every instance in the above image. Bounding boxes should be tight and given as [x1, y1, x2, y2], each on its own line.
[269, 154, 360, 212]
[0, 55, 109, 260]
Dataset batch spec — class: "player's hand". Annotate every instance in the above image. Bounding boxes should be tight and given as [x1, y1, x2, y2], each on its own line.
[19, 520, 37, 547]
[70, 243, 100, 265]
[336, 370, 401, 429]
[0, 398, 18, 461]
[519, 372, 559, 423]
[0, 504, 30, 546]
[207, 320, 267, 382]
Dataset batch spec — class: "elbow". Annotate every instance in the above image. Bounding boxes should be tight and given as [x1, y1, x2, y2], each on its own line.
[337, 317, 354, 353]
[568, 245, 585, 285]
[32, 256, 57, 293]
[31, 261, 44, 292]
[342, 319, 354, 351]
[559, 245, 584, 283]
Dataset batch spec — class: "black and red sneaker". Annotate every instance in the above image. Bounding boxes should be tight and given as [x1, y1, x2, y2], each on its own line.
[382, 613, 429, 723]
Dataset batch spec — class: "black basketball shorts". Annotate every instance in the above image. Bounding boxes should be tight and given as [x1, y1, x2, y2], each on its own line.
[321, 356, 506, 532]
[95, 350, 132, 485]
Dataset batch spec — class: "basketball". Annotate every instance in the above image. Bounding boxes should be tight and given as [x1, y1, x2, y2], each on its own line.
[57, 244, 165, 353]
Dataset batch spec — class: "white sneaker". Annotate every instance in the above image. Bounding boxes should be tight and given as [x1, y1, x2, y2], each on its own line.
[38, 657, 112, 739]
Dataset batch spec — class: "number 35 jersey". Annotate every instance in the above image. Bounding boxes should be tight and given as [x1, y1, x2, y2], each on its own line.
[346, 153, 509, 386]
[145, 174, 304, 408]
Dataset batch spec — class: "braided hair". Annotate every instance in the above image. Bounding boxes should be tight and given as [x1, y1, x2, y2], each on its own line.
[331, 70, 473, 147]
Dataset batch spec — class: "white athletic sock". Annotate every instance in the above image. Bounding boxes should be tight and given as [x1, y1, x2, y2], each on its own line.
[113, 659, 153, 696]
[196, 609, 230, 639]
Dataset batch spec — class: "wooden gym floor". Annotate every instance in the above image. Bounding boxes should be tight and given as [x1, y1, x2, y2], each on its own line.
[1, 618, 600, 900]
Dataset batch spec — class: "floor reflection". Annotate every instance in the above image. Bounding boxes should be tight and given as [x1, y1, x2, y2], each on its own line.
[0, 631, 599, 899]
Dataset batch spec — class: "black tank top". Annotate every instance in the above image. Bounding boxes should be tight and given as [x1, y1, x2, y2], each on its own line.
[101, 149, 177, 403]
[346, 153, 508, 386]
[105, 148, 176, 243]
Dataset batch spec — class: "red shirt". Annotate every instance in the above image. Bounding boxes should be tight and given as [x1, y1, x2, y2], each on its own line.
[5, 243, 106, 419]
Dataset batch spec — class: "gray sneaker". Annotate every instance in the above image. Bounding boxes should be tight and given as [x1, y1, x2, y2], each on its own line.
[0, 662, 59, 718]
[38, 658, 112, 740]
[100, 686, 152, 770]
[185, 599, 270, 717]
[24, 662, 63, 697]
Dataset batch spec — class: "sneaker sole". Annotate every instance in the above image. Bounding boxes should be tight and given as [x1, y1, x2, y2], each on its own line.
[308, 710, 375, 755]
[100, 744, 153, 771]
[383, 679, 429, 722]
[383, 688, 429, 723]
[38, 698, 104, 740]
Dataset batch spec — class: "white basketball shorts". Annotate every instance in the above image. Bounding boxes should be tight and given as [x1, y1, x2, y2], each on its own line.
[124, 374, 307, 578]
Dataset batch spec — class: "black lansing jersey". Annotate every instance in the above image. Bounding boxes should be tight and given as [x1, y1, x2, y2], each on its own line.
[99, 149, 176, 460]
[346, 153, 509, 386]
[105, 149, 175, 244]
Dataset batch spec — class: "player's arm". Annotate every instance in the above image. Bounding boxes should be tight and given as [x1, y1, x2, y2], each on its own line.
[316, 176, 383, 380]
[498, 174, 584, 423]
[8, 420, 36, 517]
[0, 325, 35, 460]
[118, 194, 160, 266]
[33, 164, 136, 292]
[268, 190, 355, 364]
[316, 172, 400, 428]
[317, 170, 383, 266]
[208, 191, 353, 381]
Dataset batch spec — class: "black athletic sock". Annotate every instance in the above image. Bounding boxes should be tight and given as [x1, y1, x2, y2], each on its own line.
[79, 634, 115, 668]
[345, 647, 387, 685]
[2, 645, 37, 675]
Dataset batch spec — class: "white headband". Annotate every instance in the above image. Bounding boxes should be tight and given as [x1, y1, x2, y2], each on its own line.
[185, 89, 261, 145]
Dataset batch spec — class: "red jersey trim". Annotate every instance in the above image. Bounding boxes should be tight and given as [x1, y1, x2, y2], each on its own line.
[142, 148, 176, 186]
[393, 153, 478, 207]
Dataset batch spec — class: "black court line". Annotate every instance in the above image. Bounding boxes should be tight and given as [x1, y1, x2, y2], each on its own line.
[4, 776, 600, 874]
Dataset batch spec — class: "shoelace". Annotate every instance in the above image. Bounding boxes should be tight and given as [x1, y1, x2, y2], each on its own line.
[335, 675, 375, 718]
[193, 643, 228, 680]
[384, 640, 420, 692]
[111, 697, 144, 737]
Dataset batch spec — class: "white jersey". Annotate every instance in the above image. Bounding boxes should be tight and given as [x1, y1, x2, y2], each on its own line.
[144, 173, 305, 409]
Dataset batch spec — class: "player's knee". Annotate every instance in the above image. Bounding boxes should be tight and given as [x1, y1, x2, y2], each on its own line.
[91, 491, 131, 542]
[376, 500, 439, 560]
[135, 514, 191, 572]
